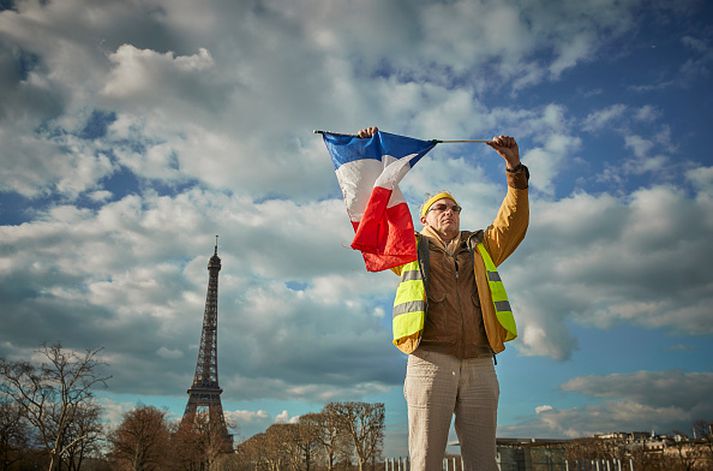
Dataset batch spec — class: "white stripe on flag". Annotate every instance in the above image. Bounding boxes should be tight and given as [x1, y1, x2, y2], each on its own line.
[335, 157, 410, 220]
[374, 153, 419, 189]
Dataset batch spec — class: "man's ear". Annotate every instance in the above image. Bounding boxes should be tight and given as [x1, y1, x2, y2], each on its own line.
[419, 216, 427, 225]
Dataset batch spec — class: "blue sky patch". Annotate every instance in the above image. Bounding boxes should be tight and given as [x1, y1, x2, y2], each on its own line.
[80, 110, 117, 140]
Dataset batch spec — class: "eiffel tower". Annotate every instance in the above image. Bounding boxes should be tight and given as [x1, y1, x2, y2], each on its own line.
[182, 235, 232, 450]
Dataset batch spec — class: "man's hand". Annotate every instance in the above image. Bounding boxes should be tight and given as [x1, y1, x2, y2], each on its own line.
[487, 135, 521, 170]
[357, 126, 379, 138]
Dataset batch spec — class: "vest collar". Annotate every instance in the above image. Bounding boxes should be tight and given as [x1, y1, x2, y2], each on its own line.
[420, 225, 461, 255]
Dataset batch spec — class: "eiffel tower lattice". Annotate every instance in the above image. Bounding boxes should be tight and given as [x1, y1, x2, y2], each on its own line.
[182, 236, 232, 451]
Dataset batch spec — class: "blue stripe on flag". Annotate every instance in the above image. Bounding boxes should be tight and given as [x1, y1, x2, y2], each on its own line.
[323, 131, 437, 170]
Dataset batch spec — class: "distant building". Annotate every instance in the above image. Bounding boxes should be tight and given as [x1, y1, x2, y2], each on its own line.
[388, 425, 713, 470]
[496, 438, 568, 471]
[595, 431, 650, 442]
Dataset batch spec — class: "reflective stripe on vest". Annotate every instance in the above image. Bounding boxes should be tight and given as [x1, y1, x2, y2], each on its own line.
[391, 241, 517, 347]
[475, 243, 517, 341]
[392, 260, 426, 343]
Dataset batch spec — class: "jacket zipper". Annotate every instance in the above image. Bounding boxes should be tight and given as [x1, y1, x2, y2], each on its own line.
[453, 249, 467, 357]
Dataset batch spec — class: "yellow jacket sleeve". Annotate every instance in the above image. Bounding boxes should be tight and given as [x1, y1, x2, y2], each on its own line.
[483, 166, 529, 267]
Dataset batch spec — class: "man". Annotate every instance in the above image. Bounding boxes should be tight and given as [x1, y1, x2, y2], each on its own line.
[356, 127, 529, 471]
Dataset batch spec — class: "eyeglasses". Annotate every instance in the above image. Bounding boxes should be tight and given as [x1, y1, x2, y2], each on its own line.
[428, 203, 462, 214]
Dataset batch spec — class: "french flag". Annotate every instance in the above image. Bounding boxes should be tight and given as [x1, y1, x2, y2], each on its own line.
[322, 131, 437, 272]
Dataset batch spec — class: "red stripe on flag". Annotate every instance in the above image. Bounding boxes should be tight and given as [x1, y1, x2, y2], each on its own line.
[350, 186, 417, 272]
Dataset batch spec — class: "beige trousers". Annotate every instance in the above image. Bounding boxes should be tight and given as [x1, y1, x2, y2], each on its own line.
[404, 350, 499, 471]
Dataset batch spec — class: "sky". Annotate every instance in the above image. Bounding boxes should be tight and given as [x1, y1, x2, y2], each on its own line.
[1, 0, 712, 459]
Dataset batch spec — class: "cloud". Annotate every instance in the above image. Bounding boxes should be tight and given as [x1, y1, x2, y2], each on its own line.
[3, 131, 709, 388]
[0, 118, 117, 198]
[223, 408, 303, 441]
[501, 370, 713, 438]
[666, 344, 696, 352]
[686, 165, 713, 195]
[486, 103, 582, 196]
[1, 0, 698, 206]
[619, 134, 671, 176]
[508, 183, 713, 359]
[524, 132, 581, 197]
[274, 410, 300, 424]
[562, 371, 713, 413]
[103, 46, 215, 98]
[581, 104, 678, 187]
[224, 409, 269, 425]
[633, 105, 660, 122]
[87, 190, 113, 203]
[97, 397, 137, 430]
[1, 3, 711, 454]
[156, 346, 184, 359]
[624, 135, 654, 159]
[678, 36, 713, 83]
[681, 35, 708, 54]
[582, 104, 628, 132]
[548, 31, 596, 78]
[0, 187, 403, 399]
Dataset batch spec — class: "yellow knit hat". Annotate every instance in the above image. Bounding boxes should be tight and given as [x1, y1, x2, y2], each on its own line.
[419, 191, 459, 218]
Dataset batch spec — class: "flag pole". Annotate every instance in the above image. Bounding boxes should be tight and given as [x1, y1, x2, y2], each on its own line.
[313, 129, 356, 137]
[434, 139, 490, 143]
[314, 130, 491, 143]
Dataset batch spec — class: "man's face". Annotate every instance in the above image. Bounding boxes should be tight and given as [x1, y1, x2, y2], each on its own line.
[420, 197, 461, 235]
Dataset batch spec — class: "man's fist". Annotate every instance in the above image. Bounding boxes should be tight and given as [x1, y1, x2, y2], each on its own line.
[357, 127, 379, 138]
[487, 135, 520, 169]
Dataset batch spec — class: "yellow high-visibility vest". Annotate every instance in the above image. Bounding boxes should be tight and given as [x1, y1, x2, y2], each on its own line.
[392, 237, 517, 354]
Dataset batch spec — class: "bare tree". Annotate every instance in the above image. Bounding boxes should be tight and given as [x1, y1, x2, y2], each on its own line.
[235, 432, 269, 470]
[693, 419, 713, 469]
[293, 415, 322, 471]
[0, 399, 31, 471]
[565, 435, 639, 468]
[670, 431, 700, 471]
[693, 420, 713, 442]
[564, 437, 597, 464]
[64, 401, 103, 471]
[302, 411, 351, 471]
[108, 405, 171, 471]
[264, 423, 299, 471]
[172, 410, 234, 471]
[172, 419, 207, 471]
[0, 343, 110, 471]
[324, 402, 384, 471]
